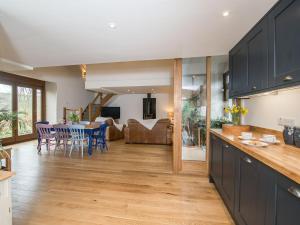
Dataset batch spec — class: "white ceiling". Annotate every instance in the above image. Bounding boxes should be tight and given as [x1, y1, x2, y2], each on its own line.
[0, 0, 277, 67]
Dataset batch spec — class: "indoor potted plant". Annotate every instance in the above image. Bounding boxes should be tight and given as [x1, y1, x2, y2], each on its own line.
[223, 104, 249, 135]
[68, 112, 80, 124]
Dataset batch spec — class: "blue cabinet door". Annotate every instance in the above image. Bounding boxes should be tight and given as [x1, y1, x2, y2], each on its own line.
[269, 175, 300, 225]
[210, 134, 222, 188]
[221, 143, 236, 213]
[268, 0, 300, 88]
[246, 17, 268, 92]
[229, 42, 248, 97]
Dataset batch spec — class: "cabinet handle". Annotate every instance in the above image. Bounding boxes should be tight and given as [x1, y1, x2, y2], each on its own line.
[288, 186, 300, 199]
[243, 157, 252, 164]
[283, 75, 293, 82]
[252, 86, 257, 90]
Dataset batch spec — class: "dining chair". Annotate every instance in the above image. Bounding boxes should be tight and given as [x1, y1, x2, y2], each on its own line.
[53, 124, 70, 155]
[94, 123, 108, 151]
[69, 125, 88, 158]
[36, 123, 56, 153]
[35, 121, 49, 151]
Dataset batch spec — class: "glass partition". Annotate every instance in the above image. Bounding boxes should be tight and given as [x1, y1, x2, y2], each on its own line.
[211, 55, 230, 124]
[181, 57, 206, 161]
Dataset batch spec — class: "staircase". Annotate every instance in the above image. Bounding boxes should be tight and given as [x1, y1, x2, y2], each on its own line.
[82, 92, 114, 121]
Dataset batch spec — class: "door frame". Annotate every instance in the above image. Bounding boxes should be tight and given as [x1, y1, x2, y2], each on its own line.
[0, 71, 46, 145]
[172, 57, 212, 174]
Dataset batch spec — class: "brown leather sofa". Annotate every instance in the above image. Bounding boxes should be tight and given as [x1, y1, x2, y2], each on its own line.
[105, 119, 125, 141]
[124, 119, 172, 145]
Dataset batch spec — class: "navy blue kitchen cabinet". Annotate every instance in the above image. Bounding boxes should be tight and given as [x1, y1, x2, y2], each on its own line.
[268, 0, 300, 88]
[267, 174, 300, 225]
[229, 0, 300, 97]
[234, 152, 274, 225]
[229, 17, 268, 97]
[210, 134, 223, 189]
[229, 42, 248, 97]
[221, 143, 236, 213]
[209, 134, 300, 225]
[246, 18, 268, 93]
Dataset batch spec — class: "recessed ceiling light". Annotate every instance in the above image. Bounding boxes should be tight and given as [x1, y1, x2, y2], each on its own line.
[222, 11, 230, 17]
[108, 22, 117, 29]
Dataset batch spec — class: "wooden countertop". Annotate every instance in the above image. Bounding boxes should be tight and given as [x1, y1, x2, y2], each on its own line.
[210, 128, 300, 184]
[0, 171, 14, 181]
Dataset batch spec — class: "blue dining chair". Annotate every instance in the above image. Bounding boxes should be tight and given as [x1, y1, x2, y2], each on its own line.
[95, 123, 108, 151]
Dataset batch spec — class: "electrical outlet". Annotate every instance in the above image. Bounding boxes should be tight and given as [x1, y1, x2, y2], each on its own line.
[278, 117, 295, 127]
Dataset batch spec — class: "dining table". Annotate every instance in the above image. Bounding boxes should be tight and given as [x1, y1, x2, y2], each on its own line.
[37, 124, 101, 156]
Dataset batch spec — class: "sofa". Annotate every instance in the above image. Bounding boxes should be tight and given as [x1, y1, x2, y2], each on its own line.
[94, 117, 125, 141]
[105, 119, 125, 141]
[124, 118, 172, 145]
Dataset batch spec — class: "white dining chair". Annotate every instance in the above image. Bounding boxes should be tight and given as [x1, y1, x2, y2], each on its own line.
[69, 125, 88, 158]
[53, 124, 70, 155]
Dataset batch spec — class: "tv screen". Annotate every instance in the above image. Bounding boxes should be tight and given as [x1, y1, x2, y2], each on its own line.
[101, 107, 120, 119]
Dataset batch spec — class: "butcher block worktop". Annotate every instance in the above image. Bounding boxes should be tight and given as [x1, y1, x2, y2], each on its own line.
[211, 128, 300, 184]
[0, 171, 14, 181]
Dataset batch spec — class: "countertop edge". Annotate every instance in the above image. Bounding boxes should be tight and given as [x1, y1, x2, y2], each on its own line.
[210, 129, 300, 185]
[0, 171, 15, 181]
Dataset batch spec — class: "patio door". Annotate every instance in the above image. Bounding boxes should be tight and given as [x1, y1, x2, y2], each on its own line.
[0, 83, 14, 143]
[16, 86, 34, 142]
[0, 72, 45, 145]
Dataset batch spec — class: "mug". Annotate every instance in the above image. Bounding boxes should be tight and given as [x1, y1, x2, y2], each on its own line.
[241, 132, 253, 140]
[262, 134, 277, 143]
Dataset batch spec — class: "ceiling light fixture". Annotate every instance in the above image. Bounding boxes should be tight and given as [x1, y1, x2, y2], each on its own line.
[80, 64, 87, 79]
[222, 11, 230, 17]
[108, 22, 117, 29]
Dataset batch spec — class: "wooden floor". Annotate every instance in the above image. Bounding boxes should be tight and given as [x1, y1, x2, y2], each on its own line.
[10, 140, 234, 225]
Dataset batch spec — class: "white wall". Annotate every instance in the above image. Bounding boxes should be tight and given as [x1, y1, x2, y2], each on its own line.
[243, 88, 300, 131]
[107, 93, 173, 124]
[14, 66, 95, 123]
[45, 82, 57, 123]
[85, 60, 173, 91]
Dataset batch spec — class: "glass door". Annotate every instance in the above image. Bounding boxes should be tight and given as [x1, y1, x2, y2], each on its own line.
[0, 83, 14, 143]
[16, 86, 34, 141]
[0, 72, 45, 145]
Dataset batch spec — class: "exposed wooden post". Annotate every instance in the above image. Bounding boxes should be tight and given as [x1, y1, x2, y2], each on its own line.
[173, 58, 182, 174]
[63, 107, 67, 122]
[79, 107, 83, 121]
[206, 56, 212, 175]
[88, 103, 92, 122]
[100, 93, 103, 104]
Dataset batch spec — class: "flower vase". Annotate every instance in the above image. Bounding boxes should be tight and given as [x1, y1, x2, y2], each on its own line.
[232, 113, 241, 126]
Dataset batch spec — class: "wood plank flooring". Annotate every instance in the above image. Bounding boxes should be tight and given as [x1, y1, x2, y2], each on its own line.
[9, 140, 234, 225]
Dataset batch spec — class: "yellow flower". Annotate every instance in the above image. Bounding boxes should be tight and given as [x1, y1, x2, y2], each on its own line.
[241, 108, 249, 115]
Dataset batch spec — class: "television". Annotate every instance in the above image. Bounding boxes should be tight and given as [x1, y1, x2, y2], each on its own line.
[101, 107, 120, 119]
